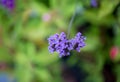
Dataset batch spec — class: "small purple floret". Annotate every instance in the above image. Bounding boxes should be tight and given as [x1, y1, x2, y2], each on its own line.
[72, 32, 86, 52]
[48, 32, 86, 57]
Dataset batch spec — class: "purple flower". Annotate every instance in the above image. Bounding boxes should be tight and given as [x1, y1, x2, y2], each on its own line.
[91, 0, 98, 7]
[0, 0, 15, 11]
[48, 32, 86, 57]
[71, 32, 86, 52]
[48, 32, 73, 57]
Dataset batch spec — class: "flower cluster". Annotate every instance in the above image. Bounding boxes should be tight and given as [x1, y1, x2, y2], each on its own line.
[48, 32, 86, 57]
[0, 0, 15, 11]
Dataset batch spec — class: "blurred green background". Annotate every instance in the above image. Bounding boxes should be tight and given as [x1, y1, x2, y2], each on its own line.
[0, 0, 120, 82]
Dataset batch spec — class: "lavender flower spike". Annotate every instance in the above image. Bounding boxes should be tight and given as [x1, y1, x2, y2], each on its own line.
[48, 32, 73, 57]
[48, 32, 86, 57]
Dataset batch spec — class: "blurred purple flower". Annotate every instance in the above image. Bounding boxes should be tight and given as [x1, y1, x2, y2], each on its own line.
[0, 74, 9, 82]
[48, 32, 86, 57]
[0, 0, 15, 11]
[91, 0, 98, 7]
[0, 73, 16, 82]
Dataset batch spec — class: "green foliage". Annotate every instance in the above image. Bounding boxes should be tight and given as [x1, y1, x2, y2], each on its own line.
[0, 0, 120, 82]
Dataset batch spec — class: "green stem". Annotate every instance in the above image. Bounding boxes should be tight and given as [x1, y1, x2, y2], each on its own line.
[67, 0, 78, 38]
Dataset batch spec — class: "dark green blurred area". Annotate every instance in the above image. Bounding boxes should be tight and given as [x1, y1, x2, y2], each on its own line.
[0, 0, 120, 82]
